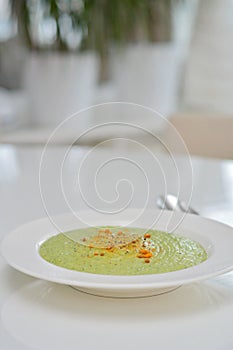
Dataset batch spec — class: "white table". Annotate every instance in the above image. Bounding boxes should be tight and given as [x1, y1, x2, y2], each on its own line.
[1, 144, 233, 350]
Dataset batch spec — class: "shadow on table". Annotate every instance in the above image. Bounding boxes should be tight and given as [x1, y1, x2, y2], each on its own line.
[2, 265, 233, 320]
[2, 267, 233, 350]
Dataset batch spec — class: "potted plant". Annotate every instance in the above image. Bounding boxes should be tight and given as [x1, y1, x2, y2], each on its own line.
[11, 0, 179, 128]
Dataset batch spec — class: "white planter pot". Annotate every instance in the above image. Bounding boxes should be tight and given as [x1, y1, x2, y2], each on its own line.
[23, 52, 98, 128]
[110, 43, 183, 131]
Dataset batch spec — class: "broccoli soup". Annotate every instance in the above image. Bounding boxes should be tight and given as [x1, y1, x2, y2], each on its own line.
[39, 226, 207, 275]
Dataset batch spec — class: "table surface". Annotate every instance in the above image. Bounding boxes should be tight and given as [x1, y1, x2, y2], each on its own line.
[1, 144, 233, 350]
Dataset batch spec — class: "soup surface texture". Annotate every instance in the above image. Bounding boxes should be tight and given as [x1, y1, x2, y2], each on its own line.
[39, 226, 207, 275]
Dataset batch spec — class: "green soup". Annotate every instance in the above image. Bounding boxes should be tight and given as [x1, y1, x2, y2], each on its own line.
[39, 226, 207, 275]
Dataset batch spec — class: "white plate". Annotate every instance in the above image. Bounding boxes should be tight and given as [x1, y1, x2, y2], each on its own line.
[1, 209, 233, 298]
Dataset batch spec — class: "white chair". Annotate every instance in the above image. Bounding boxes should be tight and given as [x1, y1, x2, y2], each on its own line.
[163, 112, 233, 159]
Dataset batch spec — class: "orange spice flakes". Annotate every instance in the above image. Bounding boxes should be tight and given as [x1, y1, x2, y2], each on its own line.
[94, 252, 99, 256]
[139, 249, 149, 254]
[137, 254, 145, 259]
[137, 249, 152, 258]
[100, 253, 105, 256]
[137, 252, 152, 258]
[106, 246, 113, 251]
[104, 228, 112, 234]
[137, 238, 154, 262]
[144, 252, 152, 259]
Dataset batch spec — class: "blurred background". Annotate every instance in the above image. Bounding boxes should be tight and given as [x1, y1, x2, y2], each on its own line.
[0, 0, 233, 158]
